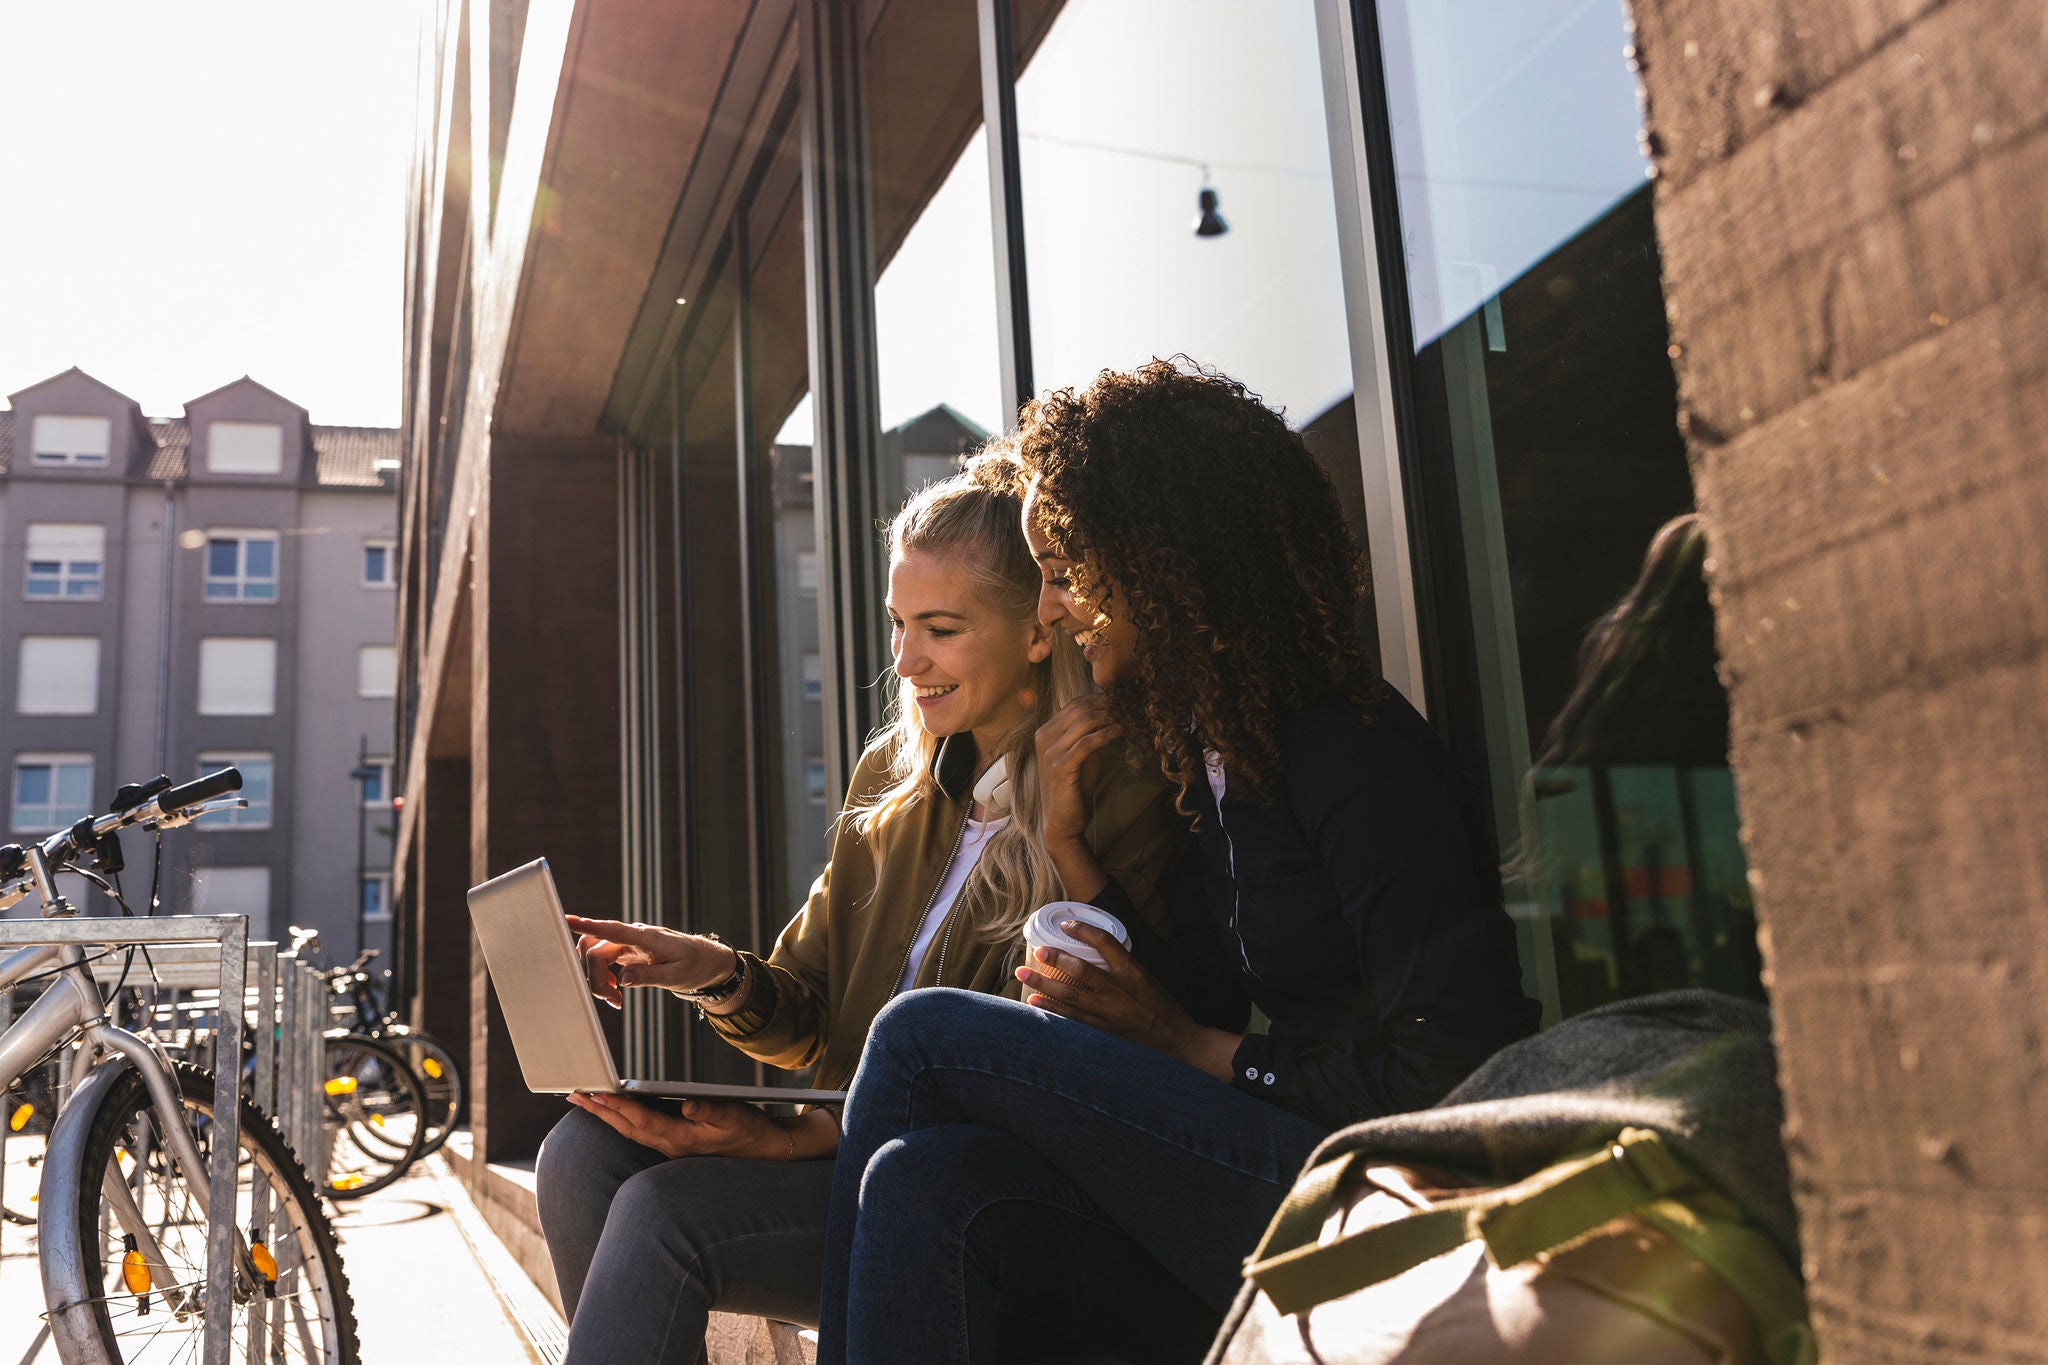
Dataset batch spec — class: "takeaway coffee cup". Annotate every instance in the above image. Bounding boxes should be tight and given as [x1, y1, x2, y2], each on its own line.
[1022, 901, 1130, 983]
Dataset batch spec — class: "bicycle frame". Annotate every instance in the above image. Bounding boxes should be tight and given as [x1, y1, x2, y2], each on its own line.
[0, 915, 255, 1365]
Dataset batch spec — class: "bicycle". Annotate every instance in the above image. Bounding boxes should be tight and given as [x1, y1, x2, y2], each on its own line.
[291, 933, 464, 1162]
[316, 1031, 425, 1199]
[0, 768, 359, 1363]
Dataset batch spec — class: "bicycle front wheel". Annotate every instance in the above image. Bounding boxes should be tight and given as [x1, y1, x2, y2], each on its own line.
[40, 1058, 359, 1364]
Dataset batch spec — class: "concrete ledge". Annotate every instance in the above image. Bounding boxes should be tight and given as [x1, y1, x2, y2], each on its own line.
[442, 1132, 817, 1365]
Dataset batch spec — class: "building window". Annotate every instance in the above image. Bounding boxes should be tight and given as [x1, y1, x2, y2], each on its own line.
[197, 637, 278, 716]
[14, 754, 93, 832]
[360, 758, 393, 807]
[207, 421, 284, 475]
[195, 752, 273, 828]
[796, 550, 819, 595]
[205, 532, 280, 601]
[357, 645, 396, 699]
[801, 652, 823, 702]
[360, 873, 392, 923]
[362, 539, 397, 588]
[30, 415, 110, 466]
[25, 523, 106, 599]
[189, 865, 271, 936]
[17, 636, 100, 716]
[806, 757, 827, 805]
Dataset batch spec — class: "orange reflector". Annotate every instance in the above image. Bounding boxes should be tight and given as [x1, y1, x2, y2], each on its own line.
[122, 1249, 151, 1294]
[422, 1058, 443, 1079]
[9, 1103, 30, 1132]
[324, 1077, 357, 1096]
[331, 1174, 365, 1191]
[250, 1242, 278, 1282]
[369, 1113, 386, 1128]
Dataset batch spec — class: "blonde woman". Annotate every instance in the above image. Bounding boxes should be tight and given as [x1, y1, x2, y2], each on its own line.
[534, 451, 1180, 1364]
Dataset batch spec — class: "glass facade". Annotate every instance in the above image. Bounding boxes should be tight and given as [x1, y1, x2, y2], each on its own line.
[608, 0, 1762, 1075]
[1367, 0, 1761, 1020]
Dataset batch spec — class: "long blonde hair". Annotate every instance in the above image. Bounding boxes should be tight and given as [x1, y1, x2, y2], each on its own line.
[845, 445, 1093, 946]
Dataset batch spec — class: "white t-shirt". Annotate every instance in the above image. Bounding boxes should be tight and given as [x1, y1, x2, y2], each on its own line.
[1204, 748, 1229, 809]
[900, 814, 1009, 989]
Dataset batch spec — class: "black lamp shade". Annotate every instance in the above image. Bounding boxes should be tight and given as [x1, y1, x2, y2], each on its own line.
[1193, 186, 1228, 237]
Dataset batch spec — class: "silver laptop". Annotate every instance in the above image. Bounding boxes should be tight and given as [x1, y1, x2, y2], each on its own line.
[466, 858, 845, 1105]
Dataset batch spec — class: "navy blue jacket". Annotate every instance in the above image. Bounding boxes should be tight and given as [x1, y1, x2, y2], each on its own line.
[1102, 687, 1540, 1130]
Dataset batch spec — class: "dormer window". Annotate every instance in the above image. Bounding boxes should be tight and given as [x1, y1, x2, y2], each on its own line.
[31, 415, 111, 466]
[208, 420, 284, 475]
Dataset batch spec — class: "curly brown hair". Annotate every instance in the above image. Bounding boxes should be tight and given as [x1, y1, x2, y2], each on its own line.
[1016, 357, 1379, 806]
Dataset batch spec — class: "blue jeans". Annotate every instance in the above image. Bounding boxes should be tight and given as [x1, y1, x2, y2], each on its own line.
[535, 1106, 836, 1363]
[817, 990, 1329, 1363]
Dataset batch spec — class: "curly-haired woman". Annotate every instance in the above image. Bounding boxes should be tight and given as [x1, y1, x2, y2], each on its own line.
[534, 451, 1182, 1364]
[815, 360, 1539, 1362]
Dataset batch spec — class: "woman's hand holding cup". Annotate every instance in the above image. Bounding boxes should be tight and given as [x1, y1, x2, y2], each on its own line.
[1016, 916, 1238, 1081]
[563, 915, 738, 1009]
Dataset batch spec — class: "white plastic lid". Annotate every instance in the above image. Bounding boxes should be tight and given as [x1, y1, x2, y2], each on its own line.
[1022, 901, 1129, 968]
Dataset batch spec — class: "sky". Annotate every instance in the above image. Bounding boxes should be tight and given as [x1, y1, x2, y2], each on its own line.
[0, 2, 419, 426]
[0, 0, 1642, 441]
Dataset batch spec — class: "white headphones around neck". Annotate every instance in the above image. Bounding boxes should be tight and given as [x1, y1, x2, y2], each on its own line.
[971, 756, 1012, 817]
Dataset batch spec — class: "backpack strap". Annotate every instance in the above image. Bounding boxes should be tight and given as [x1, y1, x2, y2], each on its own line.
[1243, 1125, 1819, 1365]
[1635, 1195, 1817, 1365]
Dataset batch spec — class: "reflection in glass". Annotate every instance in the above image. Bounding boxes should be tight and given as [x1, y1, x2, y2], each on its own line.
[1373, 0, 1762, 1020]
[744, 110, 834, 926]
[1011, 0, 1373, 565]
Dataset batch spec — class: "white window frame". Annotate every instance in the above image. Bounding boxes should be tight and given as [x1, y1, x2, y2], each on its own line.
[357, 645, 396, 699]
[361, 872, 393, 922]
[30, 415, 111, 467]
[207, 420, 285, 475]
[196, 751, 273, 829]
[204, 530, 281, 603]
[361, 539, 397, 589]
[13, 753, 94, 833]
[197, 637, 279, 717]
[17, 636, 101, 716]
[360, 758, 394, 808]
[24, 523, 106, 600]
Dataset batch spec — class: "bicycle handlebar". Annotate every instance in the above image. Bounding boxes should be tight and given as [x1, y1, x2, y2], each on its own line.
[159, 767, 243, 816]
[31, 766, 245, 889]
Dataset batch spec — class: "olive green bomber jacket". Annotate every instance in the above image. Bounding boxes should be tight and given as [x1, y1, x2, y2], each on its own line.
[702, 733, 1179, 1093]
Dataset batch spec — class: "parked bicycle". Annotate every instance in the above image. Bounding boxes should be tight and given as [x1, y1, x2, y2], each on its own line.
[0, 768, 359, 1363]
[291, 931, 464, 1162]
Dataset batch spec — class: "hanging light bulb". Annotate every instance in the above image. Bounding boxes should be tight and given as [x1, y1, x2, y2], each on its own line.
[1193, 166, 1228, 238]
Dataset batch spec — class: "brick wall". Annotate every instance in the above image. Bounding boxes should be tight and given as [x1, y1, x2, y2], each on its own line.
[1632, 1, 2048, 1357]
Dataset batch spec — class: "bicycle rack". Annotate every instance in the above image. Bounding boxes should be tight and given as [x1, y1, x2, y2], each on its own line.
[92, 940, 330, 1173]
[0, 916, 247, 1365]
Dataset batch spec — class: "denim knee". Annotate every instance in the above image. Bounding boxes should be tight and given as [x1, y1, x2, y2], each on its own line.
[536, 1108, 627, 1231]
[864, 986, 1017, 1066]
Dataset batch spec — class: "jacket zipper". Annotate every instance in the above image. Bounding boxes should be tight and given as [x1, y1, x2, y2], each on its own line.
[892, 802, 973, 995]
[1210, 769, 1262, 984]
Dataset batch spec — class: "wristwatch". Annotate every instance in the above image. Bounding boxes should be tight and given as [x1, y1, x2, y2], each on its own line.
[675, 934, 748, 1006]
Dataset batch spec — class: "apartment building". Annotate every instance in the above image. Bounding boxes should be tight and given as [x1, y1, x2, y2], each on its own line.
[0, 366, 399, 958]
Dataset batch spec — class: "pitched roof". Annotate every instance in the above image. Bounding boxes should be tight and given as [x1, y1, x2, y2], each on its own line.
[146, 420, 190, 480]
[1, 411, 397, 488]
[309, 426, 402, 488]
